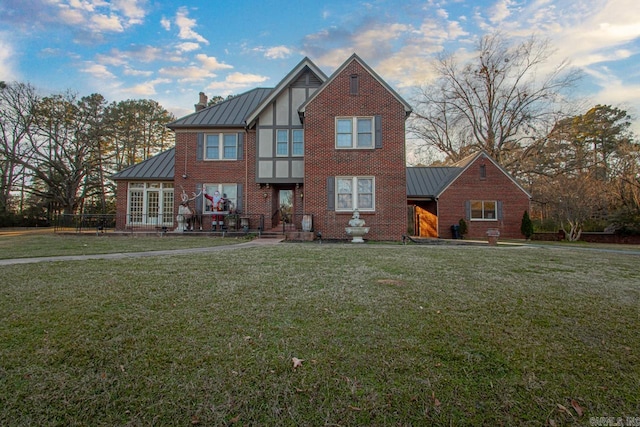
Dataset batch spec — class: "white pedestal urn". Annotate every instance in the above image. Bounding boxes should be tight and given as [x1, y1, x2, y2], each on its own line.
[345, 210, 370, 243]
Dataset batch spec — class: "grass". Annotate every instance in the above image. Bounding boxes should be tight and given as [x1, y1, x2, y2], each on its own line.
[0, 236, 639, 426]
[0, 232, 248, 260]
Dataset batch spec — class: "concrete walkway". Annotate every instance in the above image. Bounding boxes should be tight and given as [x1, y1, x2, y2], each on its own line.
[0, 237, 284, 266]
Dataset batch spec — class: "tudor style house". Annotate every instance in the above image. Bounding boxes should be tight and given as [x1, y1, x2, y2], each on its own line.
[112, 54, 531, 241]
[113, 54, 413, 241]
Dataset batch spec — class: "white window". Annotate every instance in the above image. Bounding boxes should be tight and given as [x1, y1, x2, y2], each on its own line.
[127, 182, 174, 226]
[276, 130, 288, 156]
[203, 184, 238, 213]
[471, 200, 497, 220]
[336, 117, 373, 148]
[336, 177, 374, 211]
[292, 129, 304, 156]
[205, 133, 237, 160]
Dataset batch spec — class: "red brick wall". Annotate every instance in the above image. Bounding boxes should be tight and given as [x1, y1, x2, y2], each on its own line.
[303, 59, 408, 241]
[174, 130, 248, 230]
[115, 181, 128, 229]
[437, 155, 530, 239]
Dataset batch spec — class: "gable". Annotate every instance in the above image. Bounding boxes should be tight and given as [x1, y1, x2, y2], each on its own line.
[245, 58, 327, 128]
[406, 151, 532, 199]
[299, 53, 412, 116]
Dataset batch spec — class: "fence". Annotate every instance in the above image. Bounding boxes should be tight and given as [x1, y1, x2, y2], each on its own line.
[54, 213, 267, 234]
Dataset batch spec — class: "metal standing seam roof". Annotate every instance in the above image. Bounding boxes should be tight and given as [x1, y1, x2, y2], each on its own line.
[406, 167, 462, 198]
[111, 148, 175, 181]
[167, 88, 274, 129]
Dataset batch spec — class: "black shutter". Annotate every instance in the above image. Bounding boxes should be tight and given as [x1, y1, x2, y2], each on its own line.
[196, 133, 204, 161]
[497, 201, 503, 220]
[327, 177, 335, 211]
[195, 183, 203, 214]
[465, 200, 471, 220]
[236, 184, 243, 213]
[374, 115, 382, 149]
[237, 132, 244, 160]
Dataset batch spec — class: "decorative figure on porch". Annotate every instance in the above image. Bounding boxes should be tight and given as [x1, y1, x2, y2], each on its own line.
[204, 189, 225, 230]
[175, 188, 202, 232]
[176, 201, 191, 232]
[345, 209, 370, 243]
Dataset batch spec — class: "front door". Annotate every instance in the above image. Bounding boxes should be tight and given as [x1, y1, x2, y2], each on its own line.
[279, 189, 293, 225]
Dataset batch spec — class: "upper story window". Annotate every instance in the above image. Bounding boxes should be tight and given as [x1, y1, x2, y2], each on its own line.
[205, 133, 237, 160]
[336, 117, 373, 149]
[471, 200, 496, 220]
[292, 129, 304, 156]
[276, 130, 288, 156]
[350, 74, 359, 95]
[336, 176, 374, 212]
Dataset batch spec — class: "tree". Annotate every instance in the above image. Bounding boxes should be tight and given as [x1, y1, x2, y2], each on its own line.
[528, 105, 639, 239]
[104, 99, 175, 171]
[520, 210, 534, 239]
[410, 32, 582, 171]
[0, 82, 40, 217]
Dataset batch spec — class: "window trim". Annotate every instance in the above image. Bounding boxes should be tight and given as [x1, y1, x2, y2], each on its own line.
[292, 129, 304, 157]
[335, 117, 374, 149]
[202, 183, 238, 214]
[335, 176, 375, 212]
[204, 132, 238, 160]
[276, 129, 289, 157]
[470, 200, 497, 221]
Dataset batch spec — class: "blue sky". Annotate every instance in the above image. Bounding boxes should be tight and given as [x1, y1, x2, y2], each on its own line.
[1, 0, 639, 134]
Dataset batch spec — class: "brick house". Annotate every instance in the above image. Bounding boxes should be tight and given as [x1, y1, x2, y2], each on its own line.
[407, 151, 531, 239]
[112, 54, 413, 240]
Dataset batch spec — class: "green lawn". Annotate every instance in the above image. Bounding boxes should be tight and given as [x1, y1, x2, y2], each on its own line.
[0, 237, 638, 426]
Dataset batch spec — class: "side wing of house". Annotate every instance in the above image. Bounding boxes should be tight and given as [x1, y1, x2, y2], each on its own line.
[437, 152, 531, 239]
[301, 54, 412, 241]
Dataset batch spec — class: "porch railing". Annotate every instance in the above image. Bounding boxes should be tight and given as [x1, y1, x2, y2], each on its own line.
[53, 213, 266, 234]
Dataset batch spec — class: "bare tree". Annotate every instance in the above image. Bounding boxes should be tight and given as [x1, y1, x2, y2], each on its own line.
[0, 82, 39, 216]
[410, 32, 582, 170]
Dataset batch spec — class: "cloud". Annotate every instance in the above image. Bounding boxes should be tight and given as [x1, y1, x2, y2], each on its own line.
[124, 78, 172, 96]
[112, 0, 146, 25]
[176, 42, 200, 53]
[159, 65, 216, 82]
[175, 7, 209, 45]
[160, 16, 171, 31]
[0, 33, 18, 81]
[264, 46, 293, 59]
[80, 62, 117, 80]
[90, 13, 124, 32]
[206, 72, 269, 95]
[195, 54, 233, 71]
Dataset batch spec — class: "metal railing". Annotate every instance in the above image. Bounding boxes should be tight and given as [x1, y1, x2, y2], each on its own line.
[54, 213, 266, 234]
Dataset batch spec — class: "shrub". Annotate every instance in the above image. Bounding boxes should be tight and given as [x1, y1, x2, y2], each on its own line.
[521, 210, 534, 239]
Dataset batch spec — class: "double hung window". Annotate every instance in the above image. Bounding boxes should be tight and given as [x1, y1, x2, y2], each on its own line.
[336, 177, 374, 211]
[205, 133, 237, 160]
[336, 117, 373, 148]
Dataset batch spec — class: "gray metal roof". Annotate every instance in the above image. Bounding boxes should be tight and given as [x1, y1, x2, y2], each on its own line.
[111, 148, 175, 181]
[168, 88, 273, 129]
[406, 166, 462, 198]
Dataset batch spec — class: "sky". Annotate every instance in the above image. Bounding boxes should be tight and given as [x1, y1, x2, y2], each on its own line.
[1, 0, 639, 136]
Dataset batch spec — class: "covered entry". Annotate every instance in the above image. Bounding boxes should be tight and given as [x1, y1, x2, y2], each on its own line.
[409, 201, 438, 237]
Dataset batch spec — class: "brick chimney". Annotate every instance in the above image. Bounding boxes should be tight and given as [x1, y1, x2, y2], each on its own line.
[194, 92, 207, 112]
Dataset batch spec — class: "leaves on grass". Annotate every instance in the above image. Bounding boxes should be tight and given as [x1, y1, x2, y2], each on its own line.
[292, 357, 304, 369]
[570, 399, 584, 417]
[556, 403, 573, 417]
